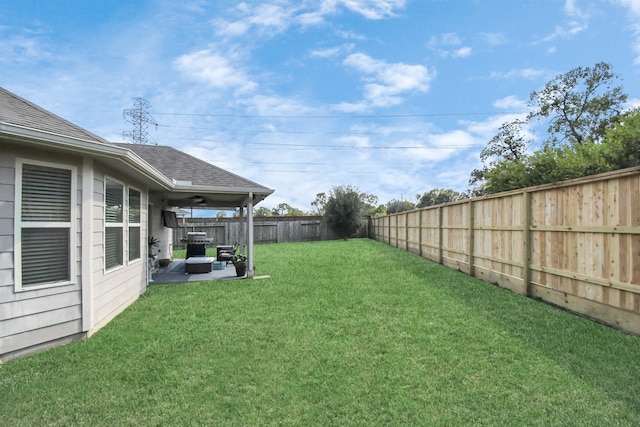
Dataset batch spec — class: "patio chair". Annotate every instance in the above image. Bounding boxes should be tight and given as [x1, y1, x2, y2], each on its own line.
[217, 242, 238, 264]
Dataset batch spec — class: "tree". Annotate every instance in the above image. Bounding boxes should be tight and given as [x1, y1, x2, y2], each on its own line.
[324, 185, 364, 239]
[386, 199, 415, 214]
[528, 61, 626, 146]
[359, 191, 380, 216]
[271, 203, 305, 216]
[370, 204, 387, 217]
[471, 62, 629, 194]
[469, 119, 529, 188]
[602, 108, 640, 169]
[254, 207, 273, 217]
[416, 188, 466, 207]
[311, 192, 327, 215]
[480, 159, 528, 193]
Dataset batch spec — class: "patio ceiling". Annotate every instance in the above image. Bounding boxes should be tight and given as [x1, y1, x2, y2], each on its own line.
[166, 190, 269, 210]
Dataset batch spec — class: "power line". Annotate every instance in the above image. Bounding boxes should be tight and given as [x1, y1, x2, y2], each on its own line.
[225, 168, 380, 175]
[152, 111, 524, 119]
[177, 137, 482, 150]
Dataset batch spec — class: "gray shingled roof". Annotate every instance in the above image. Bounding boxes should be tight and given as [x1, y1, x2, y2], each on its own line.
[1, 86, 273, 199]
[0, 87, 109, 143]
[115, 143, 272, 192]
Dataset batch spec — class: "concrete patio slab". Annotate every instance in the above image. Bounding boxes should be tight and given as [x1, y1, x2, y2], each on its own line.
[150, 260, 243, 284]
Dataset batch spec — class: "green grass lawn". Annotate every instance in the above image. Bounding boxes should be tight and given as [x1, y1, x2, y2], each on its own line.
[3, 239, 640, 426]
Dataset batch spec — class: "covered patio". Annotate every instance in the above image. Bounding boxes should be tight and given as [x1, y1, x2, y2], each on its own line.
[117, 143, 274, 280]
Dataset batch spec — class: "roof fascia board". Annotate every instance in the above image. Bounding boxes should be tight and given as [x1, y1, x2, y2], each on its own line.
[172, 184, 274, 196]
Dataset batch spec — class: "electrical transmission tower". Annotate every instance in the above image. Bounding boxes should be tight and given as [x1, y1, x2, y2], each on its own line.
[123, 97, 158, 144]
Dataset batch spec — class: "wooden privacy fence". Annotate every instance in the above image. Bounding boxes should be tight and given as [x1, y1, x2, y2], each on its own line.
[172, 216, 368, 249]
[371, 166, 640, 335]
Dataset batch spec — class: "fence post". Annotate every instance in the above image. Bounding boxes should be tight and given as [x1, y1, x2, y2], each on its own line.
[418, 209, 423, 258]
[386, 215, 390, 244]
[438, 206, 443, 265]
[468, 200, 475, 277]
[523, 191, 532, 296]
[405, 212, 409, 251]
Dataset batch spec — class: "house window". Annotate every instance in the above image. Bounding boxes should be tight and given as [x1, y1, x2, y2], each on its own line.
[105, 178, 124, 270]
[128, 188, 141, 261]
[16, 160, 76, 289]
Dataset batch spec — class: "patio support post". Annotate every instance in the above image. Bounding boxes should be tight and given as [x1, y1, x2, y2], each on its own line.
[239, 206, 246, 253]
[247, 192, 255, 278]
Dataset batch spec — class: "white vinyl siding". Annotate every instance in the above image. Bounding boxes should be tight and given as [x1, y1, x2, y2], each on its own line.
[128, 188, 141, 261]
[104, 178, 124, 270]
[15, 160, 76, 290]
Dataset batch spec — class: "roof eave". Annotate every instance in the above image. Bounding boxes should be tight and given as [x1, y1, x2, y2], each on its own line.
[172, 184, 274, 196]
[1, 122, 175, 189]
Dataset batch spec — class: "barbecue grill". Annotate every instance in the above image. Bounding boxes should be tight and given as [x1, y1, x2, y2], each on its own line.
[185, 231, 213, 244]
[185, 232, 213, 258]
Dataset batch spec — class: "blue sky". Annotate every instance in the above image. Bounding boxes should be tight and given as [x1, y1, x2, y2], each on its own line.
[2, 0, 640, 212]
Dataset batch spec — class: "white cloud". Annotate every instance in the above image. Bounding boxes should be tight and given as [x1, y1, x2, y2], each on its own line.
[404, 130, 477, 162]
[611, 0, 640, 64]
[309, 44, 354, 58]
[490, 68, 551, 81]
[462, 113, 528, 143]
[336, 29, 368, 41]
[173, 49, 257, 93]
[612, 0, 640, 15]
[536, 0, 589, 43]
[428, 32, 471, 58]
[493, 95, 528, 110]
[564, 0, 589, 20]
[430, 33, 462, 46]
[0, 34, 52, 65]
[479, 32, 508, 46]
[452, 47, 472, 58]
[539, 22, 587, 42]
[336, 0, 407, 19]
[241, 94, 316, 116]
[625, 97, 640, 109]
[310, 47, 343, 58]
[332, 100, 370, 113]
[214, 3, 293, 37]
[214, 0, 407, 38]
[339, 52, 434, 109]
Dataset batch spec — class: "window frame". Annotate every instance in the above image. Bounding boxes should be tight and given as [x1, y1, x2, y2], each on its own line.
[127, 186, 142, 263]
[104, 177, 125, 272]
[14, 158, 77, 291]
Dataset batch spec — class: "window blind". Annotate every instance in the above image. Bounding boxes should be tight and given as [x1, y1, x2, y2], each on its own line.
[129, 226, 141, 260]
[22, 228, 70, 285]
[22, 164, 71, 222]
[105, 227, 123, 269]
[105, 180, 123, 223]
[20, 163, 72, 287]
[105, 179, 124, 269]
[129, 189, 141, 223]
[128, 188, 141, 261]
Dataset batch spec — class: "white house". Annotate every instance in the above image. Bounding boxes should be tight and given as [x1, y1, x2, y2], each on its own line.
[0, 87, 273, 361]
